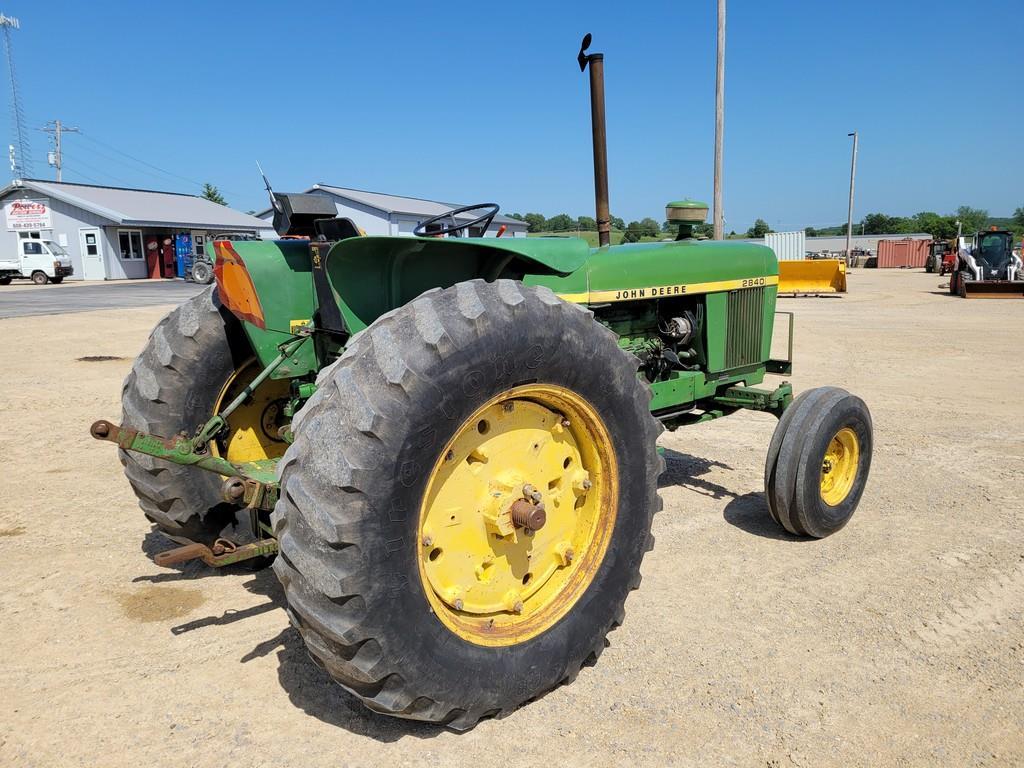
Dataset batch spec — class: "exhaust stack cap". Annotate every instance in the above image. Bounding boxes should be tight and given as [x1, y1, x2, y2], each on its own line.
[666, 199, 709, 223]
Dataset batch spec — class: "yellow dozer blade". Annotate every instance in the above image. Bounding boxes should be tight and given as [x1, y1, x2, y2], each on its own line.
[778, 259, 847, 296]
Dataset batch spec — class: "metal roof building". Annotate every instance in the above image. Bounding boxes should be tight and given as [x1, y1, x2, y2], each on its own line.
[1, 179, 268, 280]
[256, 183, 529, 238]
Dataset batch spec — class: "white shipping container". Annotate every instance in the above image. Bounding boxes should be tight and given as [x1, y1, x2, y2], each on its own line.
[764, 231, 806, 261]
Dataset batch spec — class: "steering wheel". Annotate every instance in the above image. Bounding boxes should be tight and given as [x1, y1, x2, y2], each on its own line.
[413, 203, 499, 238]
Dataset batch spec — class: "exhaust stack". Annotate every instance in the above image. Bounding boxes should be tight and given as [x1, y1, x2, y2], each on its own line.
[578, 34, 611, 248]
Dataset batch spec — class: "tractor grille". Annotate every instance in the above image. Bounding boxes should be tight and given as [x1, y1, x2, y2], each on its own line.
[725, 287, 764, 368]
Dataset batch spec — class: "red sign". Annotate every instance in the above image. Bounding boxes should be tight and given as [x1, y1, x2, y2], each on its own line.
[5, 198, 52, 231]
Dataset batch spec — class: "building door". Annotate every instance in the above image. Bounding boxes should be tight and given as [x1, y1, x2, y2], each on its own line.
[79, 228, 106, 280]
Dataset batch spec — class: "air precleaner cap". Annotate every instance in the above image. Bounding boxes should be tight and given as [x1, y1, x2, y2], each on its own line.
[665, 199, 709, 223]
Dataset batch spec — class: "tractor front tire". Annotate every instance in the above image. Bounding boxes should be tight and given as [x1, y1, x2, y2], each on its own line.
[765, 387, 872, 538]
[273, 279, 663, 729]
[120, 286, 249, 544]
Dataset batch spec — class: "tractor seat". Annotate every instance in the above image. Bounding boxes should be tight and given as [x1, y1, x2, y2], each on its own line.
[314, 217, 362, 241]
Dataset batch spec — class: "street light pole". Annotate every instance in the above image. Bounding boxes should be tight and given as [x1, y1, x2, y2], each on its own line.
[713, 0, 726, 240]
[845, 131, 858, 263]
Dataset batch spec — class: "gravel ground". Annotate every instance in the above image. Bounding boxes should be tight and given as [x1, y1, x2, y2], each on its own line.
[0, 268, 1021, 767]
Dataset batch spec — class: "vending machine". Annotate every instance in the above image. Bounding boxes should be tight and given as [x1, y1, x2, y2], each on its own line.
[174, 233, 193, 278]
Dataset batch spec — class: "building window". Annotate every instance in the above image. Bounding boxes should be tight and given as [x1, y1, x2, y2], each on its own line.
[193, 234, 205, 257]
[18, 231, 41, 240]
[118, 230, 144, 260]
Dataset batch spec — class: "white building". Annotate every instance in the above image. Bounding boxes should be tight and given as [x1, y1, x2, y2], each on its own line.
[256, 184, 529, 238]
[1, 179, 268, 280]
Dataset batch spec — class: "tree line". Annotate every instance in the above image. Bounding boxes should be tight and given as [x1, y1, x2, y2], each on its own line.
[510, 205, 1024, 243]
[508, 212, 715, 243]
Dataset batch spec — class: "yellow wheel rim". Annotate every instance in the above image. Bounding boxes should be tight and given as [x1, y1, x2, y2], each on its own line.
[211, 359, 291, 465]
[820, 426, 859, 506]
[417, 384, 618, 647]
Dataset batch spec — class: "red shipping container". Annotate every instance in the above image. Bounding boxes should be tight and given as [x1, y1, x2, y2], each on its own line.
[876, 238, 931, 268]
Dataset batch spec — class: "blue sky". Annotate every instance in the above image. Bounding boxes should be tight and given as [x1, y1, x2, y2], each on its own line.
[6, 0, 1022, 231]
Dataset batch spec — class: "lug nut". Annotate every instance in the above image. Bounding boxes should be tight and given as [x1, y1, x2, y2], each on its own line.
[512, 600, 524, 614]
[454, 598, 464, 611]
[510, 499, 547, 532]
[530, 490, 543, 503]
[422, 535, 433, 547]
[582, 479, 592, 490]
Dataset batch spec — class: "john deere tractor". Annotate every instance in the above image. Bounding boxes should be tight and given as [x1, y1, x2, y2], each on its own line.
[91, 36, 872, 729]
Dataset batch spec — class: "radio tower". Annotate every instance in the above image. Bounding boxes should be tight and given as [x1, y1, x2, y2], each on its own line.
[1, 13, 31, 178]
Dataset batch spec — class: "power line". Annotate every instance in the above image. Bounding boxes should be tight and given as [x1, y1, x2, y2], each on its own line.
[59, 151, 133, 186]
[60, 164, 105, 185]
[67, 137, 195, 188]
[75, 131, 243, 199]
[77, 132, 207, 190]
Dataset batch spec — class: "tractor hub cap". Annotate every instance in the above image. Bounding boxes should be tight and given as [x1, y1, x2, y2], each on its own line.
[820, 426, 859, 506]
[418, 384, 617, 646]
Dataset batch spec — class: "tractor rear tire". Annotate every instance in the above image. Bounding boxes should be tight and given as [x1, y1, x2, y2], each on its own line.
[272, 279, 663, 729]
[120, 286, 251, 544]
[765, 387, 872, 538]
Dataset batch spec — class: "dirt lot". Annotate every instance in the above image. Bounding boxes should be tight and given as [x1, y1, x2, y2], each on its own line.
[1, 269, 1022, 767]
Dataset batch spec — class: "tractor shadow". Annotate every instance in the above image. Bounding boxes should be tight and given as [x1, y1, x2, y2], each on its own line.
[132, 532, 457, 739]
[657, 448, 737, 499]
[658, 448, 805, 541]
[244, 627, 446, 742]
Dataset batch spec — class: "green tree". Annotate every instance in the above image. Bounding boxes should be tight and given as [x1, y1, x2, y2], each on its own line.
[577, 215, 597, 231]
[911, 211, 957, 240]
[639, 217, 661, 237]
[522, 213, 547, 232]
[610, 215, 625, 231]
[1013, 206, 1024, 231]
[507, 213, 525, 222]
[860, 212, 914, 234]
[201, 183, 227, 206]
[622, 221, 644, 243]
[692, 222, 714, 238]
[804, 227, 818, 237]
[746, 218, 772, 238]
[545, 213, 575, 232]
[956, 205, 989, 234]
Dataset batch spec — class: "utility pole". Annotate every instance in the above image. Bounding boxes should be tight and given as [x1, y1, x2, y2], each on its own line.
[40, 120, 80, 181]
[845, 131, 858, 264]
[713, 0, 726, 240]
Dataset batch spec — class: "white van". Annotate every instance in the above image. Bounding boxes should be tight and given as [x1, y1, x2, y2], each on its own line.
[0, 237, 75, 285]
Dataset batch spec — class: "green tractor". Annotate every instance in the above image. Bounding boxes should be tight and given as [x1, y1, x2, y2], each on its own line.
[92, 36, 872, 729]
